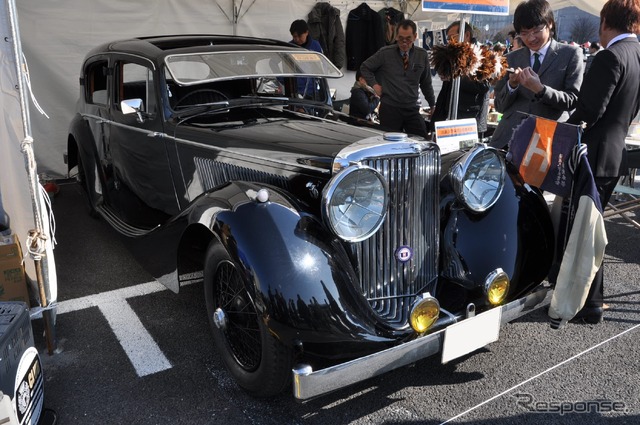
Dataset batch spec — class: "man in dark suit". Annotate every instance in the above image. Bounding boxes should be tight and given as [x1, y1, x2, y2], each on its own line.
[566, 0, 640, 323]
[490, 0, 584, 149]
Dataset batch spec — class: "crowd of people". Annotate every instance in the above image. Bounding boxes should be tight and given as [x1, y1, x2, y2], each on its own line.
[288, 0, 640, 326]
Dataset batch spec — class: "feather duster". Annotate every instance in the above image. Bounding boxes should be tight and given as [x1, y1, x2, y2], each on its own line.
[430, 40, 509, 83]
[430, 40, 476, 81]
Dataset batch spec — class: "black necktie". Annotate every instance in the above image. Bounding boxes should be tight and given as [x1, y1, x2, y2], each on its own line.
[532, 53, 541, 73]
[402, 52, 409, 71]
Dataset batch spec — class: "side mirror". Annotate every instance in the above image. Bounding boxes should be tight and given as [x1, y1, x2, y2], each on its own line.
[121, 98, 144, 122]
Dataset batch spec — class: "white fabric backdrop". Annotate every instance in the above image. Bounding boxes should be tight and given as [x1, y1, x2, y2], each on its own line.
[1, 0, 57, 303]
[15, 0, 603, 177]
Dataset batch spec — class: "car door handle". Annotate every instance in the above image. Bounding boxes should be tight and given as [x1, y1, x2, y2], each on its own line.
[148, 132, 164, 138]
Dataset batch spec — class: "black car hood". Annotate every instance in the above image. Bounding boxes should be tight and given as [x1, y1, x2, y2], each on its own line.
[173, 115, 383, 172]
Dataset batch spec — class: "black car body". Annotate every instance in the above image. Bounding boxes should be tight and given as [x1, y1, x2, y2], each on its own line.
[67, 35, 555, 400]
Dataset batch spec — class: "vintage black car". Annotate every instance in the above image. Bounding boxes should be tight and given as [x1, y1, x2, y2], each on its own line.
[67, 35, 555, 400]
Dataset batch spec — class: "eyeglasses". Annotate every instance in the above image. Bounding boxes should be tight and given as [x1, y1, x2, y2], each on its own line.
[397, 36, 414, 43]
[517, 25, 546, 39]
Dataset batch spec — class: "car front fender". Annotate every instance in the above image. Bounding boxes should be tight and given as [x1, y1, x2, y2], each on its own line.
[440, 166, 555, 299]
[186, 182, 397, 357]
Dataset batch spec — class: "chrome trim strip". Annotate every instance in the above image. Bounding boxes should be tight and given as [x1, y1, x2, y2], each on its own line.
[292, 285, 552, 401]
[96, 205, 158, 237]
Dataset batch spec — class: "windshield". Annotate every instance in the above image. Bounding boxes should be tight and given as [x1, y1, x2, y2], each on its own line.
[165, 50, 342, 86]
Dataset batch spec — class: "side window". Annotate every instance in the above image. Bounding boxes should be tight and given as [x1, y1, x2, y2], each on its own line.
[116, 62, 157, 114]
[85, 60, 108, 105]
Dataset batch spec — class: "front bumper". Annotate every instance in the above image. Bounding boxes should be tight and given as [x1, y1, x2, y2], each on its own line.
[292, 285, 552, 400]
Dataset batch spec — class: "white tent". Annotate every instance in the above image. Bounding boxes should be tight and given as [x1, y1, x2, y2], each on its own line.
[15, 0, 603, 178]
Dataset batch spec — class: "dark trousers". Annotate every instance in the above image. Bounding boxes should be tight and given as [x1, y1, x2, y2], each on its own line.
[379, 103, 427, 139]
[583, 176, 619, 308]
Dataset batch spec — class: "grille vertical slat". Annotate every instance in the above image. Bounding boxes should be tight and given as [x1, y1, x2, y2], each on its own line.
[194, 157, 290, 193]
[357, 149, 440, 328]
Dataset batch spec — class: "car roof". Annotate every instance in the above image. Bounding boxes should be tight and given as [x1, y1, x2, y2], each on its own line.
[85, 34, 301, 61]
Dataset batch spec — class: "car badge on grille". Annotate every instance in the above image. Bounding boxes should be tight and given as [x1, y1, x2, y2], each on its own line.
[395, 245, 413, 263]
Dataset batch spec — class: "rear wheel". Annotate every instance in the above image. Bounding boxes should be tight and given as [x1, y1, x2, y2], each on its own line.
[204, 242, 292, 397]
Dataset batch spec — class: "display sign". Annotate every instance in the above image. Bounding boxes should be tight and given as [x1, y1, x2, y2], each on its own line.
[422, 0, 510, 15]
[434, 118, 479, 155]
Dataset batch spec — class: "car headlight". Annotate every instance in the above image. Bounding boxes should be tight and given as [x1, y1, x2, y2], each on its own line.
[450, 145, 505, 213]
[322, 165, 388, 242]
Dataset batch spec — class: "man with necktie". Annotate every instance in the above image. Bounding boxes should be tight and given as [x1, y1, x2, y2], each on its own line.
[360, 19, 435, 138]
[490, 0, 584, 149]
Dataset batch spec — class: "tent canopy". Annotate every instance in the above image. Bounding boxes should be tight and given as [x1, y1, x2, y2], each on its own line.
[15, 0, 603, 178]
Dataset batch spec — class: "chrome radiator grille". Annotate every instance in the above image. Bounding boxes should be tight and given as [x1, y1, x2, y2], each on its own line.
[356, 148, 440, 328]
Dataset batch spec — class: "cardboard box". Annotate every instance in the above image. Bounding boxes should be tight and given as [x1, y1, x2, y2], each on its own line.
[0, 234, 29, 307]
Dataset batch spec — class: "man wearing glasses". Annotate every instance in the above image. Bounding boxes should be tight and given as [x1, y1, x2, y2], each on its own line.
[360, 19, 435, 138]
[489, 0, 584, 149]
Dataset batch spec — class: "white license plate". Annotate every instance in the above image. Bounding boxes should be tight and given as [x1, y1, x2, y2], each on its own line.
[441, 307, 502, 364]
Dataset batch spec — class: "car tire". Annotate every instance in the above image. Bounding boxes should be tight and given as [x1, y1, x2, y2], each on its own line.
[204, 241, 292, 397]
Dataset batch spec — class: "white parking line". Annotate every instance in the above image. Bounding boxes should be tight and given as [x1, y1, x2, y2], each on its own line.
[439, 322, 640, 425]
[56, 280, 172, 377]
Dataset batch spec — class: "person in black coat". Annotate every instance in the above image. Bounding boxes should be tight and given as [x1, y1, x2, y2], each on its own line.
[566, 0, 640, 323]
[430, 21, 490, 136]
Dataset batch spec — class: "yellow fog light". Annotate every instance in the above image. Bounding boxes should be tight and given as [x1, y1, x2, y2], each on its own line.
[485, 268, 510, 305]
[409, 293, 440, 333]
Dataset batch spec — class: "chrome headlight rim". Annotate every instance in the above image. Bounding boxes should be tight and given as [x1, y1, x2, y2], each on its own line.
[321, 164, 388, 242]
[450, 145, 506, 213]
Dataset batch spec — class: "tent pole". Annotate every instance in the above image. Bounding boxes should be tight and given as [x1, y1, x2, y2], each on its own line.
[6, 0, 57, 354]
[447, 15, 466, 121]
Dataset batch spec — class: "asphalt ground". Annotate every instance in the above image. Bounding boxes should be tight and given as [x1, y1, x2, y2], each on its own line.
[31, 179, 640, 425]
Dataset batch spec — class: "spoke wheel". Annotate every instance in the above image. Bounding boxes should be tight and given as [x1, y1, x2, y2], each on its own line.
[215, 260, 261, 371]
[204, 242, 292, 397]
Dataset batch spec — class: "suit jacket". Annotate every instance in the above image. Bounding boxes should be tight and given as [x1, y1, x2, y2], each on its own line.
[567, 37, 640, 177]
[490, 39, 584, 148]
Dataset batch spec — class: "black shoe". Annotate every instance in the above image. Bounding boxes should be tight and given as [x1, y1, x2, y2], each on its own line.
[572, 306, 604, 324]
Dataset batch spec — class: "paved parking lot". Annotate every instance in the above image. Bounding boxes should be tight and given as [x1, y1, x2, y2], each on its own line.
[32, 180, 640, 424]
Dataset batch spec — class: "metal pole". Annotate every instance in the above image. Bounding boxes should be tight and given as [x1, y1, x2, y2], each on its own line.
[6, 0, 57, 354]
[447, 15, 467, 121]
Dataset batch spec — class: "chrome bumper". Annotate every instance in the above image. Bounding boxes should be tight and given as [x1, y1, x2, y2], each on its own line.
[292, 285, 552, 401]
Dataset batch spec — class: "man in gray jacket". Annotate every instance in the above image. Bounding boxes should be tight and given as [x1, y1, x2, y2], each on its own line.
[490, 0, 583, 149]
[360, 19, 435, 138]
